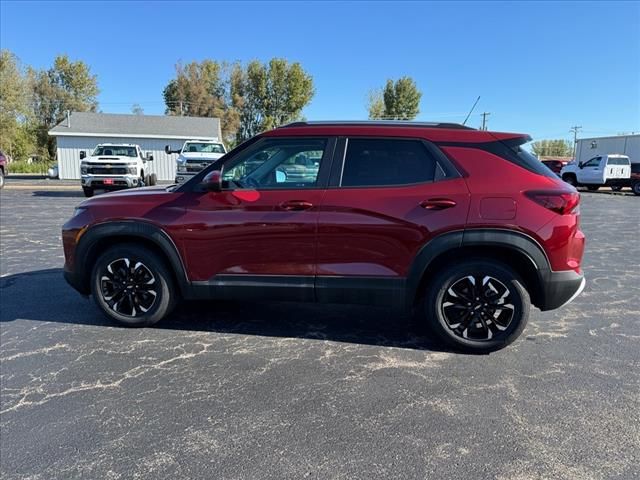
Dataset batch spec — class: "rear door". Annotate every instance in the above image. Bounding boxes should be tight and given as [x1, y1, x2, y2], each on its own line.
[316, 137, 470, 306]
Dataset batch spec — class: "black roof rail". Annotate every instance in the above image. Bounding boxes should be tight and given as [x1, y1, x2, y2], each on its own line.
[279, 120, 476, 130]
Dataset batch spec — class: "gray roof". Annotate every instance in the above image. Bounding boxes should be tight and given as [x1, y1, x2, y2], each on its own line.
[49, 112, 221, 140]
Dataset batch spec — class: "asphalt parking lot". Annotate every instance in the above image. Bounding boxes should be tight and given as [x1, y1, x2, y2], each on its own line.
[1, 181, 639, 480]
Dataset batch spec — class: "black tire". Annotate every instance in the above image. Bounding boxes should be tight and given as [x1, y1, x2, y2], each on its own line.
[633, 181, 640, 196]
[562, 174, 577, 187]
[0, 169, 4, 189]
[610, 185, 623, 192]
[83, 187, 94, 197]
[90, 244, 177, 326]
[149, 173, 157, 186]
[422, 259, 530, 353]
[587, 185, 600, 191]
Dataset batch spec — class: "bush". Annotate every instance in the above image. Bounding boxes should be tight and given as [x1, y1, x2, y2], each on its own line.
[8, 160, 54, 174]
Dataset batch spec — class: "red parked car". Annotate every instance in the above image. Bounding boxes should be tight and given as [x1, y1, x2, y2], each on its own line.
[63, 121, 586, 352]
[0, 150, 8, 189]
[541, 159, 570, 176]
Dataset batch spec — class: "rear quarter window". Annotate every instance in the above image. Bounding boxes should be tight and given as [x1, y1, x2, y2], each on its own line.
[485, 137, 557, 178]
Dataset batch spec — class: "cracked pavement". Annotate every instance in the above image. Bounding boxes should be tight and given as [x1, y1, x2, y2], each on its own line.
[1, 185, 639, 479]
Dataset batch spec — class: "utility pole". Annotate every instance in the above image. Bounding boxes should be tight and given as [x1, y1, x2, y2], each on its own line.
[480, 112, 491, 130]
[570, 125, 582, 159]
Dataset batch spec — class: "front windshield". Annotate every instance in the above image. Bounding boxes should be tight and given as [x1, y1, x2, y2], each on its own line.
[92, 146, 137, 157]
[183, 142, 225, 154]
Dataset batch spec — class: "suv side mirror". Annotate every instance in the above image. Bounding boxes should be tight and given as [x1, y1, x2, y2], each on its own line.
[578, 162, 584, 168]
[80, 151, 86, 160]
[200, 170, 222, 192]
[146, 152, 154, 161]
[164, 145, 171, 154]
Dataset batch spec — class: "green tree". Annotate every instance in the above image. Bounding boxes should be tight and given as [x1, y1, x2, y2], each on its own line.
[367, 89, 385, 120]
[30, 54, 99, 158]
[163, 60, 240, 143]
[531, 139, 573, 157]
[0, 50, 30, 156]
[382, 77, 422, 120]
[233, 58, 314, 142]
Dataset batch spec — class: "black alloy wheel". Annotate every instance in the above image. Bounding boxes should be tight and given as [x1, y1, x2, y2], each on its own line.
[441, 274, 515, 341]
[91, 244, 176, 326]
[423, 259, 530, 353]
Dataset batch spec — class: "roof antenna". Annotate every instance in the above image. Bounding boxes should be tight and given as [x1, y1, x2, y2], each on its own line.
[462, 96, 480, 126]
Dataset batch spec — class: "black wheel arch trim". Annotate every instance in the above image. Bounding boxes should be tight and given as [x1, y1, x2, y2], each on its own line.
[70, 221, 188, 295]
[405, 228, 553, 309]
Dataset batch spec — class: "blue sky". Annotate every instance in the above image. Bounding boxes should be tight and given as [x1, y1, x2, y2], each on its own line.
[1, 1, 639, 142]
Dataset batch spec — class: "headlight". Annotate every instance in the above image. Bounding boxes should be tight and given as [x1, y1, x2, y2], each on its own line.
[80, 163, 88, 175]
[177, 164, 187, 173]
[128, 165, 137, 174]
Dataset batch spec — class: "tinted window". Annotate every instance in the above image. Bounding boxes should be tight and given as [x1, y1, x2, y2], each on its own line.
[583, 157, 601, 167]
[485, 138, 556, 177]
[607, 157, 630, 166]
[222, 138, 326, 189]
[341, 139, 437, 187]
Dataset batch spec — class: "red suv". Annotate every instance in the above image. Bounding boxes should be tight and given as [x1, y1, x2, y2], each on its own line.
[62, 121, 586, 352]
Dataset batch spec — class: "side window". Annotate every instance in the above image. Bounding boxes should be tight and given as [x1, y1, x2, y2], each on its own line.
[222, 138, 327, 189]
[583, 156, 601, 167]
[341, 138, 438, 187]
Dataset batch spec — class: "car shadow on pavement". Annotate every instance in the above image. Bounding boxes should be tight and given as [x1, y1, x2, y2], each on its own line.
[31, 190, 86, 198]
[0, 268, 447, 352]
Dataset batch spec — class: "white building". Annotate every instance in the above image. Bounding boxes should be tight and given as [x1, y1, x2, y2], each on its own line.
[48, 112, 222, 180]
[575, 134, 640, 164]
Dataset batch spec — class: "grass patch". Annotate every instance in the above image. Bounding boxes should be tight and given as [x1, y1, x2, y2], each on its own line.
[7, 161, 54, 174]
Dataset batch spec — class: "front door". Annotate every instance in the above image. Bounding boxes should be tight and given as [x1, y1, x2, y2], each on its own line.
[175, 137, 334, 300]
[579, 156, 602, 184]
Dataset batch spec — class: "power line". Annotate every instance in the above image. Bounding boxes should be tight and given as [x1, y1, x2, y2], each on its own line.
[569, 125, 582, 158]
[480, 112, 491, 130]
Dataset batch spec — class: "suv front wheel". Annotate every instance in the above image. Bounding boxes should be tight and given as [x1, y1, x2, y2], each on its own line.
[423, 259, 530, 353]
[91, 244, 177, 326]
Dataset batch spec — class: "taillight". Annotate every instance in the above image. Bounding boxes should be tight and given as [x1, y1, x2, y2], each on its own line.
[525, 190, 580, 215]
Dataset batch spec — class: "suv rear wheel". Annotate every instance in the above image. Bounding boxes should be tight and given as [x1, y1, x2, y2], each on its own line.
[633, 181, 640, 196]
[91, 244, 177, 326]
[423, 259, 530, 353]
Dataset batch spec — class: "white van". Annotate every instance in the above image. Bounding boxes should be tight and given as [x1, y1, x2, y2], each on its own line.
[561, 154, 631, 190]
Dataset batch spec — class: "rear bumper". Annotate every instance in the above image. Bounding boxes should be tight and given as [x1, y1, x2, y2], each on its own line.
[540, 269, 585, 311]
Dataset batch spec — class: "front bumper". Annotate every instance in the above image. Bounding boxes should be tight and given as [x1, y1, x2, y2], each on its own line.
[81, 174, 140, 189]
[540, 269, 585, 311]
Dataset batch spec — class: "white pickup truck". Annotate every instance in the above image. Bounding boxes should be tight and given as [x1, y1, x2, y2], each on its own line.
[560, 154, 631, 191]
[80, 144, 156, 197]
[166, 140, 227, 184]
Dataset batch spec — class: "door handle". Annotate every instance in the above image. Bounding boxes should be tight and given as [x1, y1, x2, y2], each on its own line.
[420, 198, 457, 210]
[279, 200, 314, 211]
